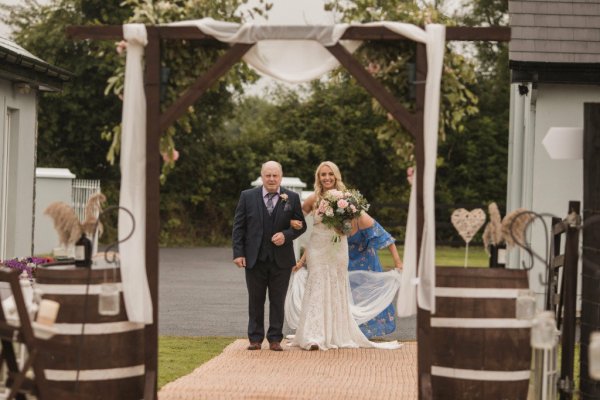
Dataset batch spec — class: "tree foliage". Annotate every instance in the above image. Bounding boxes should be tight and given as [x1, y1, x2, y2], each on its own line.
[1, 0, 260, 244]
[328, 0, 480, 163]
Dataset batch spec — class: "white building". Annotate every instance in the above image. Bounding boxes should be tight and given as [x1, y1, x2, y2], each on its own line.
[508, 1, 600, 303]
[0, 37, 70, 260]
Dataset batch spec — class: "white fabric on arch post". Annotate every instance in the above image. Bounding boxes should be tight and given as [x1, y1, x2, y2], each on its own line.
[397, 173, 418, 317]
[119, 23, 153, 324]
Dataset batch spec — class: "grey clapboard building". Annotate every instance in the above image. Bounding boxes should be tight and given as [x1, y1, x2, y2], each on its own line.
[0, 37, 71, 260]
[507, 0, 600, 305]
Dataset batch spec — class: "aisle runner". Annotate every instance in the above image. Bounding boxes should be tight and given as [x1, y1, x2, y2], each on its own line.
[159, 339, 417, 400]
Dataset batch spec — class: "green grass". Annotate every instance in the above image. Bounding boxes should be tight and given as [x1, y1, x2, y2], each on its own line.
[158, 336, 237, 389]
[379, 245, 489, 269]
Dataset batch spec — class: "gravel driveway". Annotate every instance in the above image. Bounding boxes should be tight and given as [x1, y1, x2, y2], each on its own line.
[159, 247, 416, 340]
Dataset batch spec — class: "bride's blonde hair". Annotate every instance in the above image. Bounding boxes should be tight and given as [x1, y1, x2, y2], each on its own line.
[314, 161, 346, 198]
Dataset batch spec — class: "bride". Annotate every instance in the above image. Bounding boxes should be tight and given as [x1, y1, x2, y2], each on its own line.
[286, 161, 402, 351]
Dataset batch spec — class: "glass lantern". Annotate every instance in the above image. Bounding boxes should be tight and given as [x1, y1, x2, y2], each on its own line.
[98, 283, 120, 316]
[589, 332, 600, 380]
[531, 311, 558, 350]
[516, 289, 536, 320]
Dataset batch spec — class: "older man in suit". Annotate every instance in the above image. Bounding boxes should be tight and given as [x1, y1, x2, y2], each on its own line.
[232, 161, 307, 351]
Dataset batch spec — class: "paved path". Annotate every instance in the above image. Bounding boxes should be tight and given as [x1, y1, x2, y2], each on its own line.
[159, 339, 418, 400]
[159, 247, 416, 340]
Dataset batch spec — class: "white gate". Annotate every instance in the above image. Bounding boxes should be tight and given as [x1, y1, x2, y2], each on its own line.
[71, 179, 101, 222]
[72, 179, 102, 255]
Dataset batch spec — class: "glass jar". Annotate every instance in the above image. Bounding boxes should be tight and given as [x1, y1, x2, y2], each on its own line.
[589, 332, 600, 380]
[98, 283, 120, 316]
[516, 289, 536, 320]
[531, 311, 558, 350]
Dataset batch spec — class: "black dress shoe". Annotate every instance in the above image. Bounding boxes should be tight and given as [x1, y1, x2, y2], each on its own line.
[269, 342, 283, 351]
[309, 344, 319, 351]
[247, 342, 262, 350]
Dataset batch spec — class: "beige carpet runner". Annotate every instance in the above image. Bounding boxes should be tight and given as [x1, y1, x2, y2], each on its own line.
[159, 339, 417, 400]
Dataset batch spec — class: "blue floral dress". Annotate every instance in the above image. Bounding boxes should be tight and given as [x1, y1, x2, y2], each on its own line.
[347, 221, 396, 338]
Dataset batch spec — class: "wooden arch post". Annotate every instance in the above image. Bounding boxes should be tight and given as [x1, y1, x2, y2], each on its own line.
[67, 24, 510, 400]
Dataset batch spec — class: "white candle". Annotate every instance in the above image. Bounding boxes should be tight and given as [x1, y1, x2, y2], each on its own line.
[36, 299, 60, 326]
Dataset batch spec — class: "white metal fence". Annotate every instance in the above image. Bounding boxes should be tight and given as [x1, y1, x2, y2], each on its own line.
[72, 179, 101, 222]
[72, 179, 101, 253]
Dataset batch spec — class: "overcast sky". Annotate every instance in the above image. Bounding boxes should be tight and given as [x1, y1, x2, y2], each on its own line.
[0, 0, 465, 37]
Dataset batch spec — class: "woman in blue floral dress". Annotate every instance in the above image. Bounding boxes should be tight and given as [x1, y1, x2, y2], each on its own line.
[347, 212, 403, 338]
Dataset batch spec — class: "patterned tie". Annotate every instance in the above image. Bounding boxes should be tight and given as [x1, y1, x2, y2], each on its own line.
[266, 193, 276, 216]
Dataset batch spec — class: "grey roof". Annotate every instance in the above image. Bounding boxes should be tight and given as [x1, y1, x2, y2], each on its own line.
[509, 0, 600, 63]
[0, 37, 45, 63]
[0, 36, 72, 91]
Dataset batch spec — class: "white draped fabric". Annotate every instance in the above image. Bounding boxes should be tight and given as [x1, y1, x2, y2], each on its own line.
[119, 19, 443, 319]
[169, 18, 360, 83]
[119, 24, 153, 324]
[419, 25, 445, 314]
[397, 175, 418, 317]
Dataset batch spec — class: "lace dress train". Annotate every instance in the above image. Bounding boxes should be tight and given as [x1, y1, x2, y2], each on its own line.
[288, 221, 401, 351]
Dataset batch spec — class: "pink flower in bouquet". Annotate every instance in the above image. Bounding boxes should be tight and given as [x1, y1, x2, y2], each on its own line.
[329, 189, 344, 199]
[350, 204, 357, 213]
[337, 199, 349, 209]
[325, 207, 334, 217]
[318, 199, 328, 213]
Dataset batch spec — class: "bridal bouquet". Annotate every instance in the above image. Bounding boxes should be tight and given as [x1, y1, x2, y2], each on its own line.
[317, 189, 370, 240]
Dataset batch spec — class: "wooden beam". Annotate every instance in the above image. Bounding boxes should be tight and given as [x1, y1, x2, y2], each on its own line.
[66, 25, 511, 43]
[560, 201, 580, 400]
[581, 102, 600, 399]
[445, 26, 511, 41]
[414, 42, 432, 400]
[159, 43, 253, 133]
[66, 25, 123, 40]
[144, 26, 161, 400]
[342, 26, 510, 41]
[326, 43, 419, 139]
[157, 26, 217, 40]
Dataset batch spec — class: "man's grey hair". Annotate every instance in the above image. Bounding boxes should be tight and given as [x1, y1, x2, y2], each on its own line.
[261, 160, 283, 174]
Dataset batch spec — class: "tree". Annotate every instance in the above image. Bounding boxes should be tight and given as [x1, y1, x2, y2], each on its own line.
[2, 0, 262, 244]
[2, 0, 131, 181]
[437, 0, 509, 211]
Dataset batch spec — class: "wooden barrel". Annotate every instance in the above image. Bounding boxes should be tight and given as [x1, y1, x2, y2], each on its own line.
[35, 265, 144, 400]
[431, 267, 531, 400]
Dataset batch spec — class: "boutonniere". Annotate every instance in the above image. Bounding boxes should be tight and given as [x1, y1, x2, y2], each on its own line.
[280, 193, 289, 202]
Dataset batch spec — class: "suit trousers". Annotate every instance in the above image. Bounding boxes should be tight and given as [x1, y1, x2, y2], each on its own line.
[245, 258, 292, 343]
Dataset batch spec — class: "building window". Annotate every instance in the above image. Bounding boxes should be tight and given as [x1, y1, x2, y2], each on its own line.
[0, 107, 18, 259]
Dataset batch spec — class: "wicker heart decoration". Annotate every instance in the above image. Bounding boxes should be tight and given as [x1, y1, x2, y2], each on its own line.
[451, 208, 486, 244]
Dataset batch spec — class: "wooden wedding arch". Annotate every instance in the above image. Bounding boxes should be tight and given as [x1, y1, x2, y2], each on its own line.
[67, 23, 510, 399]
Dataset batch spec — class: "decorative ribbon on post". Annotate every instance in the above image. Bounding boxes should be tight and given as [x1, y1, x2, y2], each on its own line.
[119, 23, 153, 324]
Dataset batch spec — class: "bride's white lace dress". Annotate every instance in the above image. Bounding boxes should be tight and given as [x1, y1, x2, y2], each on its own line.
[288, 216, 402, 350]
